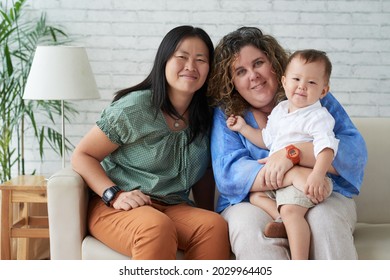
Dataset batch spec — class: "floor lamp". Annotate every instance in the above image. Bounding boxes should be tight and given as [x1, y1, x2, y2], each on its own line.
[23, 46, 100, 168]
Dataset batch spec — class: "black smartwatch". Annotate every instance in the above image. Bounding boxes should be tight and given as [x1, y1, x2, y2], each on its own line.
[101, 186, 122, 207]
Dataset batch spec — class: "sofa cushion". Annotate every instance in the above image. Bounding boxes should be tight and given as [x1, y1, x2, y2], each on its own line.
[82, 236, 128, 260]
[82, 235, 186, 260]
[354, 223, 390, 260]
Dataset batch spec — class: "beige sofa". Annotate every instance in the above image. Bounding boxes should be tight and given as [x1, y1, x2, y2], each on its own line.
[47, 117, 390, 260]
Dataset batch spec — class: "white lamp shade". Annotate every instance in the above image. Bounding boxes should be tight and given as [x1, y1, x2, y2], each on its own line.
[23, 46, 100, 100]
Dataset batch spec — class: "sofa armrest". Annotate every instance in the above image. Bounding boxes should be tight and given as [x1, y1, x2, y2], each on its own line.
[352, 118, 390, 224]
[47, 167, 89, 259]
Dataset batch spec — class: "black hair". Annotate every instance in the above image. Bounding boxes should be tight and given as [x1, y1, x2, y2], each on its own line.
[113, 25, 214, 143]
[287, 49, 332, 84]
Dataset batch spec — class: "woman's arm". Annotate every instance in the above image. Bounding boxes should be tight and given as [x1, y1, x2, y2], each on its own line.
[71, 125, 119, 196]
[254, 138, 340, 192]
[71, 125, 152, 210]
[211, 108, 268, 205]
[320, 93, 367, 196]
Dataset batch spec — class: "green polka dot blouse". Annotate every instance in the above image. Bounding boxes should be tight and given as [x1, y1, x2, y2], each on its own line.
[96, 89, 210, 205]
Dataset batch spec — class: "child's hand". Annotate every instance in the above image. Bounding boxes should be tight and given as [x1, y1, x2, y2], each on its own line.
[305, 172, 331, 203]
[226, 114, 246, 132]
[226, 114, 237, 129]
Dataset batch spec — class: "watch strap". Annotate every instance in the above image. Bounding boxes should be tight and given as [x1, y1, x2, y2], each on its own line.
[102, 185, 122, 207]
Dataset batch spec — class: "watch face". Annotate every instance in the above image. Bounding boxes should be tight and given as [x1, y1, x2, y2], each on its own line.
[105, 189, 114, 200]
[288, 149, 298, 157]
[102, 186, 121, 206]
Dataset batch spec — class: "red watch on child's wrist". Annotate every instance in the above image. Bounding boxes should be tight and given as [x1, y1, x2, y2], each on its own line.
[285, 144, 300, 165]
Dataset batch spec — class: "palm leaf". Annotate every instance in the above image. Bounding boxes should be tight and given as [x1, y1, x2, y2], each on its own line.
[0, 0, 73, 182]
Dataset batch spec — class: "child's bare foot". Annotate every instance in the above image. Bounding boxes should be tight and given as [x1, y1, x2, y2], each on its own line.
[264, 218, 287, 238]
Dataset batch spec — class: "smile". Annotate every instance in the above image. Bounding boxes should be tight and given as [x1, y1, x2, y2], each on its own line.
[294, 92, 306, 97]
[251, 81, 265, 90]
[179, 74, 198, 80]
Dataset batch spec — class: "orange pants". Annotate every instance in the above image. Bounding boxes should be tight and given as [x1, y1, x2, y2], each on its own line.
[88, 196, 231, 260]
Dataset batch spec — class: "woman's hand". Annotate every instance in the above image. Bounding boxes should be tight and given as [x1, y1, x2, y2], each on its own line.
[257, 148, 293, 190]
[112, 189, 152, 210]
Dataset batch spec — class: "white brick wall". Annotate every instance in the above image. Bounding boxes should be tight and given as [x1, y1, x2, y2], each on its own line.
[15, 0, 390, 176]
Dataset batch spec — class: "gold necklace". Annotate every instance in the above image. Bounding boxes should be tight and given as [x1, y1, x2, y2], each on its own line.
[172, 108, 189, 128]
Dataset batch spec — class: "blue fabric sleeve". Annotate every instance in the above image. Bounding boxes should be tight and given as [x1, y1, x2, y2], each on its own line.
[320, 93, 368, 198]
[211, 108, 269, 212]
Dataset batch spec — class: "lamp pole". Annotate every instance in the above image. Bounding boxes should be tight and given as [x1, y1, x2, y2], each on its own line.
[23, 46, 100, 170]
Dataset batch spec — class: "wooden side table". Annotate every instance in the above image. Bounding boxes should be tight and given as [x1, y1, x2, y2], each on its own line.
[0, 175, 49, 260]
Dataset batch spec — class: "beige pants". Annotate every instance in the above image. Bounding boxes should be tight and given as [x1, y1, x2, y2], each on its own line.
[222, 192, 357, 260]
[267, 177, 334, 209]
[88, 196, 231, 260]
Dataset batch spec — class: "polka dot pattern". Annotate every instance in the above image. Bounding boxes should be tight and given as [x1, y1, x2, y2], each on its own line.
[96, 90, 210, 204]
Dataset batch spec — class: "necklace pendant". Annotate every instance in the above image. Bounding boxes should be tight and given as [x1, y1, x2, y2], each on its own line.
[174, 121, 180, 128]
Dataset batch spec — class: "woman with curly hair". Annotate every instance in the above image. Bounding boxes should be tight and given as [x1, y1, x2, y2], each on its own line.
[208, 26, 367, 259]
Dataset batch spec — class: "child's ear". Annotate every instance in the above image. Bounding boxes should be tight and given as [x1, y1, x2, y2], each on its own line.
[320, 85, 330, 99]
[281, 76, 286, 88]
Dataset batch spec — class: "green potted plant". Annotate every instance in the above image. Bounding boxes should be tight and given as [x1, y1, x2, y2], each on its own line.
[0, 0, 76, 182]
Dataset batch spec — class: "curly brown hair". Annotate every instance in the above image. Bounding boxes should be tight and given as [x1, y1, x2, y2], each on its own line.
[208, 27, 289, 117]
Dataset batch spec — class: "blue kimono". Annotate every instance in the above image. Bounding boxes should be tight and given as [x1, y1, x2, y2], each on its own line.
[211, 92, 368, 213]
